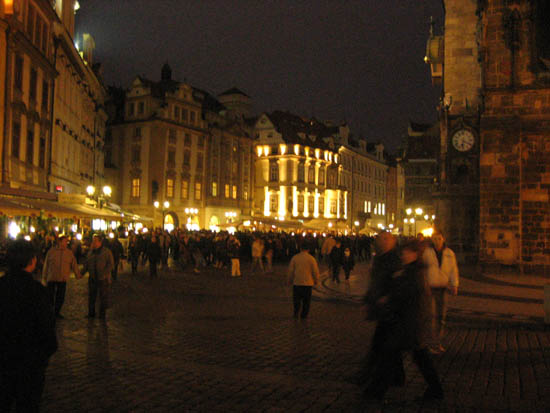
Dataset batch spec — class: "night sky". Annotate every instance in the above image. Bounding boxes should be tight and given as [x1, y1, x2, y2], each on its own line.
[76, 1, 444, 153]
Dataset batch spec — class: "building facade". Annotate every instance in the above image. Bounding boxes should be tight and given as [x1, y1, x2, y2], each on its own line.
[50, 0, 107, 196]
[1, 0, 58, 194]
[253, 111, 348, 231]
[106, 65, 254, 229]
[427, 0, 550, 271]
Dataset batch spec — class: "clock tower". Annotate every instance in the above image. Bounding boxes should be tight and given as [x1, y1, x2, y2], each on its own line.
[425, 0, 482, 263]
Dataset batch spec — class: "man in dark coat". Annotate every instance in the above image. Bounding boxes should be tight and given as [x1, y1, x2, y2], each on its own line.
[329, 239, 344, 283]
[107, 235, 124, 281]
[0, 240, 58, 412]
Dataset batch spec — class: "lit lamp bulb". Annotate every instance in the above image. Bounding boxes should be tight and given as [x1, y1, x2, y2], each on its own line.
[86, 185, 95, 196]
[154, 201, 160, 208]
[163, 201, 170, 209]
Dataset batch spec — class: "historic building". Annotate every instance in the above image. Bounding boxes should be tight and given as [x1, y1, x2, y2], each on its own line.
[49, 0, 108, 196]
[253, 111, 348, 231]
[1, 0, 58, 194]
[338, 137, 391, 232]
[106, 65, 255, 229]
[426, 0, 550, 271]
[386, 154, 405, 234]
[401, 121, 439, 235]
[426, 0, 482, 263]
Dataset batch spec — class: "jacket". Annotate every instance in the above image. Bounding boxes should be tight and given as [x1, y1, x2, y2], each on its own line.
[84, 246, 114, 282]
[0, 270, 58, 369]
[422, 246, 459, 288]
[42, 246, 81, 282]
[287, 251, 320, 286]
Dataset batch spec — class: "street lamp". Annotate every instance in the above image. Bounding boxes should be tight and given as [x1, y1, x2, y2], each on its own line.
[154, 200, 170, 229]
[87, 185, 111, 208]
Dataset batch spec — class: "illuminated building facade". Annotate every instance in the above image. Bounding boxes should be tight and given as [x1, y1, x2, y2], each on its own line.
[0, 0, 105, 197]
[106, 67, 254, 229]
[337, 139, 391, 232]
[50, 0, 108, 195]
[253, 111, 348, 230]
[1, 0, 58, 194]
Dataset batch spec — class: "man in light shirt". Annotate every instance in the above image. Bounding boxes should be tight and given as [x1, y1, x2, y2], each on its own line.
[287, 242, 320, 319]
[42, 235, 81, 319]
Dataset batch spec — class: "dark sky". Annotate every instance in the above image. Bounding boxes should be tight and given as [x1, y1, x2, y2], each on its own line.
[76, 0, 443, 153]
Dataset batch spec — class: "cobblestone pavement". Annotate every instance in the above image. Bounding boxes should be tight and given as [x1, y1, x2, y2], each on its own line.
[34, 260, 550, 412]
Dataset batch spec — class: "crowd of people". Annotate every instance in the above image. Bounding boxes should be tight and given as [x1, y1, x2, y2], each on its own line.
[0, 226, 459, 411]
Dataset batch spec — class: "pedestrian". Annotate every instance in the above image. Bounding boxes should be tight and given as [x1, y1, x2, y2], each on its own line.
[228, 236, 241, 277]
[107, 234, 124, 281]
[287, 242, 320, 319]
[265, 238, 274, 273]
[146, 234, 162, 278]
[364, 239, 443, 405]
[83, 235, 114, 320]
[423, 230, 459, 353]
[42, 235, 82, 319]
[360, 231, 404, 392]
[251, 236, 264, 274]
[0, 240, 58, 412]
[342, 246, 355, 281]
[329, 239, 344, 283]
[127, 232, 140, 276]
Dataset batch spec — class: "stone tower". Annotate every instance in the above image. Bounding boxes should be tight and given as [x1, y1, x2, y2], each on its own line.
[478, 0, 550, 274]
[432, 0, 483, 263]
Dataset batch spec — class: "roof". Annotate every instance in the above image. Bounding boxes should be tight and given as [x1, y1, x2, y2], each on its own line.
[219, 87, 249, 97]
[265, 111, 338, 149]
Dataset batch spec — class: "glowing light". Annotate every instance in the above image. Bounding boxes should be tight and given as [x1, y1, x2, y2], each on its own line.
[294, 144, 300, 155]
[315, 148, 321, 159]
[111, 221, 117, 230]
[424, 214, 429, 220]
[142, 227, 148, 233]
[354, 221, 360, 227]
[135, 223, 143, 231]
[54, 226, 59, 232]
[102, 185, 112, 197]
[74, 1, 80, 12]
[257, 146, 263, 157]
[406, 208, 412, 215]
[71, 224, 78, 232]
[4, 0, 14, 15]
[422, 227, 434, 237]
[304, 147, 310, 157]
[24, 235, 31, 241]
[263, 145, 270, 156]
[30, 226, 36, 233]
[404, 218, 408, 223]
[291, 232, 295, 236]
[243, 220, 251, 226]
[302, 232, 306, 237]
[328, 222, 333, 228]
[87, 185, 95, 196]
[432, 215, 436, 220]
[109, 232, 114, 239]
[389, 224, 394, 229]
[163, 200, 170, 209]
[280, 144, 286, 155]
[154, 201, 160, 208]
[75, 41, 79, 51]
[410, 218, 415, 223]
[8, 222, 21, 239]
[313, 233, 317, 238]
[415, 208, 423, 215]
[76, 233, 83, 240]
[209, 225, 220, 232]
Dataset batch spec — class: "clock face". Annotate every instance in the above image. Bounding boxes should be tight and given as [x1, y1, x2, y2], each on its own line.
[452, 129, 475, 152]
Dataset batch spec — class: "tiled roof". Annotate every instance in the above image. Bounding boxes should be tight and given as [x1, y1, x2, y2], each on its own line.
[266, 111, 336, 149]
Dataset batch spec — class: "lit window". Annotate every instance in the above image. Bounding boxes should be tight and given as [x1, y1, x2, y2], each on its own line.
[194, 182, 202, 200]
[181, 180, 189, 199]
[225, 184, 230, 198]
[166, 178, 174, 198]
[212, 182, 218, 197]
[232, 185, 237, 199]
[131, 178, 140, 198]
[270, 163, 278, 181]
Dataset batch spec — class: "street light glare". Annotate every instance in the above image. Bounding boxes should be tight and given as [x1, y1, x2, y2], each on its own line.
[406, 208, 412, 215]
[164, 201, 170, 209]
[86, 185, 95, 196]
[154, 201, 160, 208]
[415, 208, 423, 215]
[103, 185, 112, 197]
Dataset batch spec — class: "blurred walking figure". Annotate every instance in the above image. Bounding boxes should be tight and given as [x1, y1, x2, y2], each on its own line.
[251, 237, 264, 274]
[287, 242, 320, 319]
[146, 234, 162, 278]
[0, 240, 58, 412]
[364, 239, 443, 404]
[42, 235, 82, 319]
[265, 238, 274, 273]
[423, 230, 459, 354]
[329, 239, 344, 283]
[127, 232, 140, 276]
[342, 246, 355, 281]
[107, 234, 124, 281]
[84, 235, 114, 320]
[228, 236, 241, 277]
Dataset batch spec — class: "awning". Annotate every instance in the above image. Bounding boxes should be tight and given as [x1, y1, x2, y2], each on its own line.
[0, 196, 123, 220]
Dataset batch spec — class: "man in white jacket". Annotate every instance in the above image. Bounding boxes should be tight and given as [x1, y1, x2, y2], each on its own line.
[423, 230, 459, 353]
